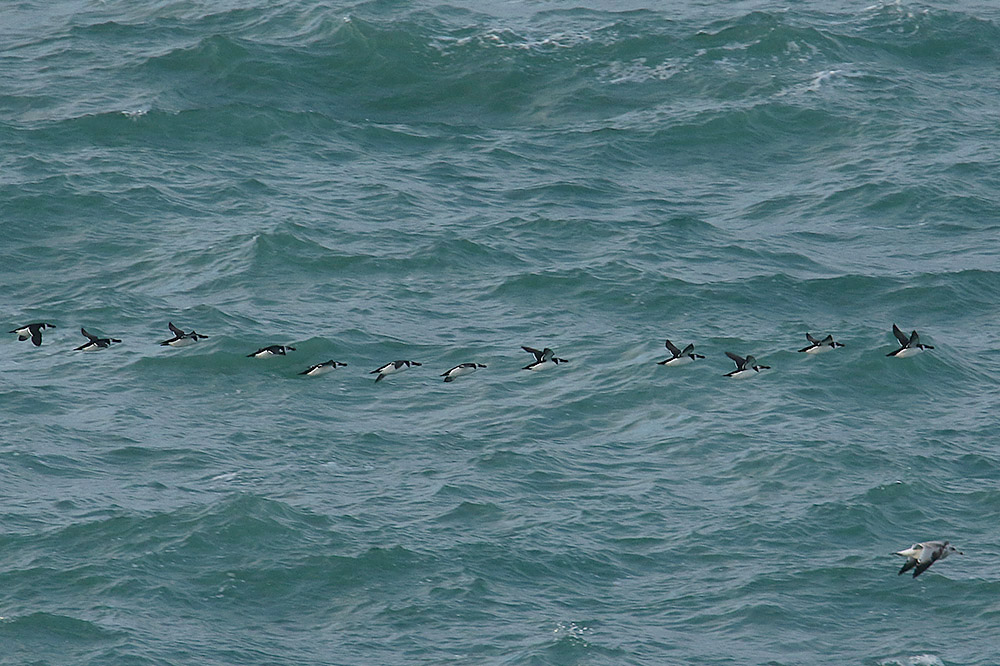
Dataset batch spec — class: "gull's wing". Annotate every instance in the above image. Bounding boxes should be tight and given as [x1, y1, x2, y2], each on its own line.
[917, 541, 946, 563]
[911, 541, 944, 577]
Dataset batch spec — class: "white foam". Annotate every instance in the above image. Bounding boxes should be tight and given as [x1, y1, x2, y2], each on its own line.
[443, 27, 594, 53]
[808, 69, 845, 91]
[877, 655, 945, 666]
[600, 58, 683, 85]
[775, 68, 865, 98]
[552, 621, 591, 641]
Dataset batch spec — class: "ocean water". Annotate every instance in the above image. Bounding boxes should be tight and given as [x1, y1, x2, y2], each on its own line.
[2, 0, 999, 664]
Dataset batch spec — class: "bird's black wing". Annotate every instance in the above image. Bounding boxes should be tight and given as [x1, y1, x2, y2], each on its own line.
[892, 324, 909, 346]
[522, 346, 544, 362]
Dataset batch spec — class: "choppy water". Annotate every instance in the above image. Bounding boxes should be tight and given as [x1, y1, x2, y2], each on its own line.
[2, 1, 999, 664]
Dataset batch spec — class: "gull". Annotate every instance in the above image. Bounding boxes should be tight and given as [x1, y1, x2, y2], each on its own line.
[895, 540, 962, 578]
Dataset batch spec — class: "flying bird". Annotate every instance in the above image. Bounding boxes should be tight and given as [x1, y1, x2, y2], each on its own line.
[658, 339, 704, 366]
[895, 540, 962, 578]
[798, 333, 844, 354]
[887, 324, 933, 358]
[723, 351, 770, 378]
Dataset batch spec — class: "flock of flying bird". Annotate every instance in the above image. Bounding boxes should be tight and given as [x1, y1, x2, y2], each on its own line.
[9, 321, 934, 378]
[8, 320, 958, 577]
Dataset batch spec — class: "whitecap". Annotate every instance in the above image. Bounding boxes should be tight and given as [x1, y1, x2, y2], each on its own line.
[807, 69, 845, 91]
[877, 655, 945, 666]
[600, 58, 683, 85]
[552, 621, 592, 639]
[775, 68, 865, 97]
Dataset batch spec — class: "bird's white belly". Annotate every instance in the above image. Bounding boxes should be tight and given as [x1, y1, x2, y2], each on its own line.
[894, 347, 923, 358]
[805, 345, 832, 354]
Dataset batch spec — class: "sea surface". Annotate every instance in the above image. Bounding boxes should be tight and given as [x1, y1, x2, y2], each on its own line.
[2, 0, 999, 664]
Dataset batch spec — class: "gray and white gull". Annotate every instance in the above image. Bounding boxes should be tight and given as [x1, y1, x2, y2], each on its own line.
[895, 540, 962, 578]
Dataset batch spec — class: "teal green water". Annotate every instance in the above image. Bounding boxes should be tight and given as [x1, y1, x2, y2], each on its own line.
[2, 1, 999, 664]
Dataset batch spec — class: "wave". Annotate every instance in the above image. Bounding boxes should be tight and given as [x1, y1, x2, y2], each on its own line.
[0, 611, 123, 641]
[5, 2, 997, 133]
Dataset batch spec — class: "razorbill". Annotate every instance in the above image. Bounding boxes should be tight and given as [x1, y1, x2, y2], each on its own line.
[442, 363, 486, 382]
[371, 360, 421, 383]
[887, 324, 934, 358]
[798, 333, 844, 354]
[75, 327, 122, 351]
[9, 322, 56, 347]
[160, 322, 208, 347]
[300, 360, 347, 376]
[724, 351, 770, 378]
[521, 346, 568, 371]
[657, 339, 705, 366]
[895, 540, 962, 578]
[248, 345, 295, 358]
